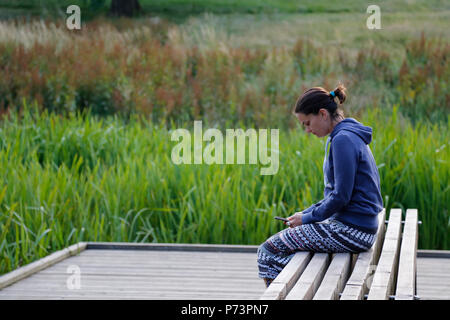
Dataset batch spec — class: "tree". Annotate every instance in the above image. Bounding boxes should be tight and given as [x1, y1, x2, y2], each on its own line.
[110, 0, 141, 17]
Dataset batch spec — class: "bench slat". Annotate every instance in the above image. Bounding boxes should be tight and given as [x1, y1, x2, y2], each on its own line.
[395, 209, 418, 300]
[340, 209, 386, 300]
[260, 251, 312, 300]
[285, 253, 330, 300]
[313, 253, 351, 300]
[367, 209, 402, 300]
[258, 208, 419, 301]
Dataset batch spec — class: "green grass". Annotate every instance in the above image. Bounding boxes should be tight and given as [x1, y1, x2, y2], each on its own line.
[169, 10, 449, 59]
[0, 0, 448, 276]
[0, 105, 448, 275]
[1, 0, 449, 21]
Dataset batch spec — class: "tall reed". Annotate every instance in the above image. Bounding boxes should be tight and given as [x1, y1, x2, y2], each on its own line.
[0, 105, 448, 275]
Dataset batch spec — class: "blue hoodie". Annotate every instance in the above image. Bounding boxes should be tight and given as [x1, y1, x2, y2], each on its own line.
[301, 118, 383, 233]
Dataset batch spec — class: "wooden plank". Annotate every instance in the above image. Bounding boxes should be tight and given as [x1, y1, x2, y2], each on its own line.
[340, 209, 386, 300]
[367, 209, 402, 300]
[0, 289, 264, 300]
[86, 242, 259, 253]
[0, 295, 258, 300]
[48, 261, 257, 269]
[37, 268, 258, 278]
[77, 252, 257, 263]
[417, 257, 450, 300]
[0, 284, 264, 295]
[0, 287, 264, 299]
[38, 263, 258, 272]
[0, 290, 262, 300]
[340, 284, 363, 299]
[259, 252, 312, 300]
[417, 250, 450, 259]
[1, 273, 262, 284]
[0, 242, 87, 289]
[313, 253, 351, 300]
[285, 253, 330, 300]
[2, 280, 264, 292]
[4, 284, 257, 295]
[80, 248, 258, 257]
[76, 251, 257, 264]
[45, 253, 257, 263]
[417, 257, 450, 266]
[51, 256, 257, 267]
[395, 209, 418, 300]
[71, 252, 258, 261]
[417, 294, 450, 301]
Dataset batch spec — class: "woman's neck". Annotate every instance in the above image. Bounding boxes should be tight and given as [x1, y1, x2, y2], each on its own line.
[328, 115, 345, 135]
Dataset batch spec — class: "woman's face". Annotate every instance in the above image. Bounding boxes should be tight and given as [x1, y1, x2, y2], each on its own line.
[295, 109, 332, 138]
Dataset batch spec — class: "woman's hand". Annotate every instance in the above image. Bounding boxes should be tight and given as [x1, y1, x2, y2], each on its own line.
[286, 212, 303, 228]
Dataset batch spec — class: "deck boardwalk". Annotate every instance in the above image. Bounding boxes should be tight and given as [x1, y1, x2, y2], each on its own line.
[0, 243, 448, 300]
[0, 243, 265, 300]
[416, 251, 450, 300]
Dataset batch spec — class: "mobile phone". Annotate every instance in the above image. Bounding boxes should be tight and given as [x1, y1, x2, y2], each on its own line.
[274, 216, 289, 223]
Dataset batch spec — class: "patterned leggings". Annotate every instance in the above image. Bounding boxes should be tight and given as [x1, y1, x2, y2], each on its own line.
[257, 219, 377, 280]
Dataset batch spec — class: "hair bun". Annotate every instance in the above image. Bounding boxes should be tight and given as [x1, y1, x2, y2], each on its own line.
[332, 83, 347, 104]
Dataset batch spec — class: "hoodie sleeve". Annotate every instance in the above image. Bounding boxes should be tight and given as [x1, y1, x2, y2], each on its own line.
[301, 199, 324, 215]
[302, 133, 359, 224]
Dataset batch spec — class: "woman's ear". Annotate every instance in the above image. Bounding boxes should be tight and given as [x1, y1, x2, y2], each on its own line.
[318, 108, 329, 120]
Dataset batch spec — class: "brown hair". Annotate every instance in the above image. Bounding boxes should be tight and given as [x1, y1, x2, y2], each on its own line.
[294, 84, 347, 120]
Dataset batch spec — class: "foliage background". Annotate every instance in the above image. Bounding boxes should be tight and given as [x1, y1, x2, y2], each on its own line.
[0, 0, 448, 275]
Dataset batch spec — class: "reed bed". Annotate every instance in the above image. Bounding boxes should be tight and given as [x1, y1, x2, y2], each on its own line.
[0, 105, 448, 275]
[0, 17, 448, 275]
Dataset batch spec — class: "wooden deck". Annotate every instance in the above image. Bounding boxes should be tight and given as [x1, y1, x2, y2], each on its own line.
[417, 251, 450, 300]
[0, 243, 448, 300]
[0, 243, 265, 300]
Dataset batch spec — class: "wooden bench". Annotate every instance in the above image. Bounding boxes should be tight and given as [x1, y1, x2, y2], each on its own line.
[260, 208, 420, 300]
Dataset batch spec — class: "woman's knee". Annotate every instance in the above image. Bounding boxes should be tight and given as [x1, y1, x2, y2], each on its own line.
[257, 240, 275, 264]
[257, 242, 267, 259]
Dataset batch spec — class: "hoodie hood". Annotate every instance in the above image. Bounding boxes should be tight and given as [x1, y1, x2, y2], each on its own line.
[330, 118, 373, 144]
